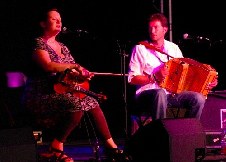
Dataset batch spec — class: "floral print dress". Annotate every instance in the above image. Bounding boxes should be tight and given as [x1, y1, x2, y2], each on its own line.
[21, 37, 99, 120]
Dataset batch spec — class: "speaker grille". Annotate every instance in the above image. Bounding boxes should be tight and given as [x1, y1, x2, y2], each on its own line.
[125, 118, 206, 162]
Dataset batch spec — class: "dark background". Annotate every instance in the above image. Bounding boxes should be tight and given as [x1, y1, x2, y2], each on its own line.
[1, 0, 226, 138]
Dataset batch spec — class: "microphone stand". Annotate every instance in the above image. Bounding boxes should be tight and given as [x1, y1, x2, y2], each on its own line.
[118, 41, 129, 138]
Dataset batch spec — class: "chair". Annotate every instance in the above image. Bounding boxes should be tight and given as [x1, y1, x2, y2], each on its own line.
[127, 85, 186, 135]
[25, 110, 100, 144]
[130, 107, 186, 135]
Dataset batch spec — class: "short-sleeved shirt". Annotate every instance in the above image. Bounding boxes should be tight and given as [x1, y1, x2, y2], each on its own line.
[128, 39, 183, 96]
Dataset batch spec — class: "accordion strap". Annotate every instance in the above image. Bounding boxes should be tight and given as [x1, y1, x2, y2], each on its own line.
[139, 41, 174, 59]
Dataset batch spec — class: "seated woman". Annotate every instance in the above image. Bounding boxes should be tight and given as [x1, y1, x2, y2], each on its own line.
[21, 7, 129, 162]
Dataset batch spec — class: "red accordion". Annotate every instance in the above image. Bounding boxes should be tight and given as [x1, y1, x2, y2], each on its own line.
[159, 58, 218, 97]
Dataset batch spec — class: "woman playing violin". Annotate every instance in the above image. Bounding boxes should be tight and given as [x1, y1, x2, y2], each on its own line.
[21, 7, 127, 162]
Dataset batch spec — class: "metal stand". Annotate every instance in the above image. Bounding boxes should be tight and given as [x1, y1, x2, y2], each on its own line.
[83, 112, 101, 162]
[117, 40, 129, 137]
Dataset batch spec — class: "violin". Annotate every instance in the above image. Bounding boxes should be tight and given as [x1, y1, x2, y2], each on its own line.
[54, 69, 107, 101]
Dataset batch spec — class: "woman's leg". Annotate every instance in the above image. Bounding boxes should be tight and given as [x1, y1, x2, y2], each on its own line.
[55, 111, 84, 143]
[88, 106, 118, 148]
[48, 111, 84, 161]
[89, 107, 132, 161]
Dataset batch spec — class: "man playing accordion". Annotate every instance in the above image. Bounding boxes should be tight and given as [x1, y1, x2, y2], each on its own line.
[128, 13, 218, 120]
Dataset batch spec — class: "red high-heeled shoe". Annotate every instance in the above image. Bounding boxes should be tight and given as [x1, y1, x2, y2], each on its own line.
[48, 146, 74, 162]
[39, 146, 74, 162]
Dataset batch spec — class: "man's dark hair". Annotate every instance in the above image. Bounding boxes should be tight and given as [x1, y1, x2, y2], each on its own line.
[148, 13, 169, 28]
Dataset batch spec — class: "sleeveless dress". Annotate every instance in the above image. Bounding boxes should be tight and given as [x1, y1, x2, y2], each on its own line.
[21, 37, 99, 118]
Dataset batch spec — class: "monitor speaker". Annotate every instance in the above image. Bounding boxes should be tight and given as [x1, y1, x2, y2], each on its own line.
[124, 118, 206, 162]
[0, 127, 37, 162]
[200, 92, 226, 130]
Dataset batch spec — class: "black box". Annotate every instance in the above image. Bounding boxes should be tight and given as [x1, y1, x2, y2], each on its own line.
[0, 127, 37, 162]
[205, 131, 222, 149]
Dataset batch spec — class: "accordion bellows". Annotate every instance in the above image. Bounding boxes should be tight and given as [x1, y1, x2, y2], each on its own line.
[160, 58, 218, 97]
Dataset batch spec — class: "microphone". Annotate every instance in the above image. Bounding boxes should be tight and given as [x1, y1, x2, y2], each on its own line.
[197, 36, 210, 41]
[183, 33, 210, 41]
[62, 26, 69, 33]
[62, 27, 89, 34]
[183, 33, 192, 40]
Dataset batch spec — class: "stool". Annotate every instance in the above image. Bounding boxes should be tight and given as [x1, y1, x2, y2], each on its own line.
[167, 107, 187, 118]
[130, 114, 152, 136]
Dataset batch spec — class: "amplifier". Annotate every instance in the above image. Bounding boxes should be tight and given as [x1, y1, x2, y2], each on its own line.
[205, 131, 222, 149]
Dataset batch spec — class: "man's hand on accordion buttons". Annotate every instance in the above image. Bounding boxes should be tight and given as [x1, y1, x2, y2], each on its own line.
[208, 76, 218, 90]
[154, 64, 169, 83]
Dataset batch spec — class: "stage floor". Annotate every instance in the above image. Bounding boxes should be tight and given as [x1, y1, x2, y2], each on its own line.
[37, 139, 126, 162]
[36, 139, 226, 162]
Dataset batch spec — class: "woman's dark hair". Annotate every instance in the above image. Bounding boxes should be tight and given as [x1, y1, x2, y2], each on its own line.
[37, 7, 60, 23]
[32, 7, 61, 37]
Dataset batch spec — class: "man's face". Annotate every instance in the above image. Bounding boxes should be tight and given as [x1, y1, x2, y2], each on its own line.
[148, 20, 167, 41]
